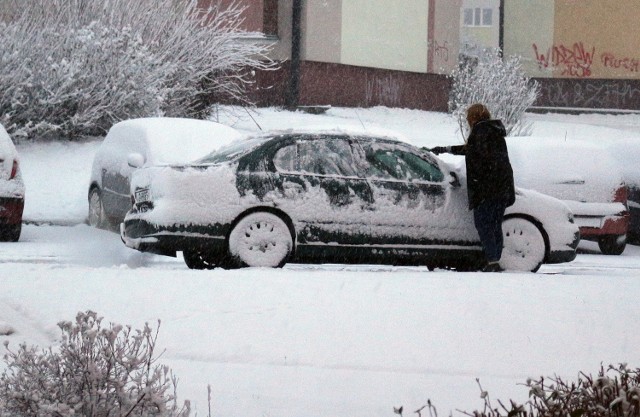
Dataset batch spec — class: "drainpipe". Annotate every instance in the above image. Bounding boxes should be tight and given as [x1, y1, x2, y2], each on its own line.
[287, 0, 302, 109]
[498, 0, 505, 56]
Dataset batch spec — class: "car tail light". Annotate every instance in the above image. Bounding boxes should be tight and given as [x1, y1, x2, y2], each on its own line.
[9, 160, 17, 180]
[614, 185, 628, 207]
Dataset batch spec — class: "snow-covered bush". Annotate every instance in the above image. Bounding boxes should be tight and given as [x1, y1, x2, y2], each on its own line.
[398, 364, 640, 417]
[0, 311, 189, 417]
[449, 49, 539, 138]
[0, 0, 274, 140]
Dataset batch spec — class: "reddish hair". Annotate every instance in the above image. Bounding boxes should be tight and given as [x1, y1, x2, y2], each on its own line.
[466, 104, 491, 127]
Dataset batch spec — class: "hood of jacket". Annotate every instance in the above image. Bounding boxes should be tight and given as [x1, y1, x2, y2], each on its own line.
[474, 119, 506, 137]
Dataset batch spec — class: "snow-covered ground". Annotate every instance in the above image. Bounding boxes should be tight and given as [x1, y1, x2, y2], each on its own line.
[6, 107, 640, 417]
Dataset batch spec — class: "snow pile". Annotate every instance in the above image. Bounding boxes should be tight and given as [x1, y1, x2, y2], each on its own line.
[7, 107, 640, 417]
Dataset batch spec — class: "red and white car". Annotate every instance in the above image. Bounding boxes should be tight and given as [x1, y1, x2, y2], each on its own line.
[507, 137, 628, 255]
[0, 124, 24, 241]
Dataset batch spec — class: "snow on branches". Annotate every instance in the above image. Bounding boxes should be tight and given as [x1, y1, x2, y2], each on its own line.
[449, 49, 540, 139]
[0, 0, 275, 140]
[0, 311, 189, 417]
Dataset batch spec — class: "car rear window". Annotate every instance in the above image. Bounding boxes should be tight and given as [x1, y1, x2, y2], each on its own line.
[197, 137, 270, 164]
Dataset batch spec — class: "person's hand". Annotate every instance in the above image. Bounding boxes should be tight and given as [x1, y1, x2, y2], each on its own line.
[428, 146, 447, 155]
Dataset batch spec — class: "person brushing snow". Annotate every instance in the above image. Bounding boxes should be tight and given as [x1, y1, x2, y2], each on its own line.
[429, 104, 515, 272]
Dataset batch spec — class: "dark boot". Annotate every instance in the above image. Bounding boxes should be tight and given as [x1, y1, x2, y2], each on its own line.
[482, 261, 504, 272]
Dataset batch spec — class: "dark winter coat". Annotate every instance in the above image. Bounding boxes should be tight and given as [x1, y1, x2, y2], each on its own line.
[448, 120, 516, 210]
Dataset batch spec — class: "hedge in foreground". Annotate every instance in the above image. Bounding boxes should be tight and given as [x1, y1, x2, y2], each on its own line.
[398, 364, 640, 417]
[0, 311, 189, 417]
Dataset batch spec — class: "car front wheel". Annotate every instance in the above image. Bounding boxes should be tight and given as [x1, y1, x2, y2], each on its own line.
[500, 217, 546, 272]
[598, 234, 626, 255]
[183, 249, 220, 270]
[228, 212, 293, 268]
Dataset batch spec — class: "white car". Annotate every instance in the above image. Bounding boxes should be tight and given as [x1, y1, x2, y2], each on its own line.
[0, 124, 24, 241]
[121, 129, 579, 272]
[507, 137, 628, 255]
[88, 117, 242, 229]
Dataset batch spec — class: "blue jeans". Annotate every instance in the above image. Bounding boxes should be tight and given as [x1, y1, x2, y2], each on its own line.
[473, 200, 508, 263]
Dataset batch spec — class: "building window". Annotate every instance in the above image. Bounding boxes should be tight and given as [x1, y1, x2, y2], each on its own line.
[463, 8, 473, 26]
[263, 0, 278, 36]
[463, 7, 493, 27]
[482, 8, 493, 26]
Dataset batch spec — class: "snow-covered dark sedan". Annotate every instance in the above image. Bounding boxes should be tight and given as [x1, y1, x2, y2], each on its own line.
[121, 129, 579, 272]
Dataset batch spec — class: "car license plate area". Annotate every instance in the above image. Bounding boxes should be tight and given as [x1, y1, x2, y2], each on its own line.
[574, 216, 602, 228]
[135, 188, 150, 204]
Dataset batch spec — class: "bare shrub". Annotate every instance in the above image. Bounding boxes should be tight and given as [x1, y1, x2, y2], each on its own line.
[449, 49, 540, 138]
[0, 0, 275, 140]
[395, 364, 640, 417]
[0, 311, 189, 417]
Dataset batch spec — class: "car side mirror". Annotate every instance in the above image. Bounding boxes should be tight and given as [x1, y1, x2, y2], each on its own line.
[449, 171, 461, 187]
[127, 153, 145, 169]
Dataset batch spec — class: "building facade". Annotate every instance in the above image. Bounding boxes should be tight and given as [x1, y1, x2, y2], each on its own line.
[205, 0, 640, 111]
[504, 0, 640, 110]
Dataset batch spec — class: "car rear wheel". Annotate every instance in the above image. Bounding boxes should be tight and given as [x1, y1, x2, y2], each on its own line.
[0, 223, 21, 242]
[500, 218, 546, 272]
[598, 234, 626, 255]
[228, 212, 293, 268]
[88, 188, 105, 228]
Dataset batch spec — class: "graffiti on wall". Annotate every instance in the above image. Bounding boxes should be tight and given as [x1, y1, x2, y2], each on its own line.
[539, 80, 640, 108]
[428, 39, 450, 63]
[533, 42, 595, 77]
[533, 43, 640, 78]
[601, 53, 640, 73]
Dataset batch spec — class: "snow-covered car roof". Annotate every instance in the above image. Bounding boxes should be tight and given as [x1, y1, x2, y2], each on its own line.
[249, 125, 412, 143]
[600, 137, 640, 186]
[507, 136, 624, 203]
[196, 127, 418, 165]
[105, 117, 244, 164]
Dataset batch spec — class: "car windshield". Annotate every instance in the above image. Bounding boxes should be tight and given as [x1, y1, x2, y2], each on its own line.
[196, 137, 270, 164]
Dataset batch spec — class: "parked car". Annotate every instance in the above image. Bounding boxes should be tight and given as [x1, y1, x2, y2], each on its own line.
[88, 117, 242, 229]
[507, 137, 628, 255]
[121, 129, 579, 272]
[601, 138, 640, 244]
[0, 124, 24, 242]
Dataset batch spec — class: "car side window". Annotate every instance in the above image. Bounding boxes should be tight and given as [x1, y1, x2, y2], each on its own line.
[273, 143, 297, 172]
[274, 137, 357, 177]
[361, 143, 444, 182]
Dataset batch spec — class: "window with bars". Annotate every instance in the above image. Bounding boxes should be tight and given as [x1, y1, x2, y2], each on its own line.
[463, 7, 493, 27]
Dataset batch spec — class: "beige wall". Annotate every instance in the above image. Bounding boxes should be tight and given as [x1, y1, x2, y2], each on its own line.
[460, 0, 499, 51]
[340, 0, 429, 73]
[552, 0, 640, 79]
[506, 0, 640, 79]
[278, 0, 460, 75]
[504, 0, 555, 77]
[431, 0, 461, 73]
[461, 26, 496, 49]
[302, 0, 342, 63]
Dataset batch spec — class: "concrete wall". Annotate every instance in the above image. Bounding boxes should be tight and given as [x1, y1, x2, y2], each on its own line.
[504, 0, 555, 77]
[506, 0, 640, 80]
[340, 0, 429, 73]
[430, 0, 461, 73]
[302, 0, 342, 63]
[460, 0, 499, 50]
[551, 0, 640, 79]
